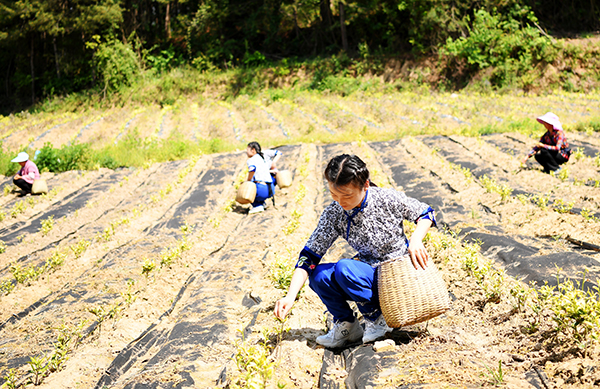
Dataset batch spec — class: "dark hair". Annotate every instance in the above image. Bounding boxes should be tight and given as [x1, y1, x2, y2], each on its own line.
[324, 154, 376, 188]
[247, 141, 264, 160]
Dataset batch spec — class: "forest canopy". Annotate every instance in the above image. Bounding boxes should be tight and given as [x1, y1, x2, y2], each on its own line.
[1, 0, 599, 111]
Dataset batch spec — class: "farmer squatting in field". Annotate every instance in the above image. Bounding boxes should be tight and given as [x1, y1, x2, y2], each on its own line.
[245, 141, 281, 214]
[274, 154, 436, 348]
[521, 112, 571, 174]
[11, 152, 40, 196]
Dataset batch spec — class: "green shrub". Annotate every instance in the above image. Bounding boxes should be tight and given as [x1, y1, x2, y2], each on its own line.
[442, 7, 557, 87]
[36, 142, 92, 172]
[89, 37, 141, 93]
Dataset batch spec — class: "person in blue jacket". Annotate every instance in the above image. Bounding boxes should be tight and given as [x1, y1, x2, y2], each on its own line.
[274, 154, 436, 348]
[246, 142, 275, 214]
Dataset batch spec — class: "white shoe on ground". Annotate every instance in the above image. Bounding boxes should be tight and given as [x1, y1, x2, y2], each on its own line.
[316, 319, 363, 348]
[363, 314, 393, 343]
[248, 205, 264, 214]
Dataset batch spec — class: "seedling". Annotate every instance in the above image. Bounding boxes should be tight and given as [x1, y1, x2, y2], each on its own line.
[141, 257, 156, 276]
[27, 354, 48, 385]
[11, 200, 25, 218]
[0, 240, 6, 254]
[269, 250, 296, 291]
[533, 194, 549, 210]
[556, 167, 569, 181]
[481, 361, 504, 386]
[3, 185, 12, 196]
[295, 183, 306, 204]
[121, 279, 137, 305]
[40, 215, 55, 236]
[571, 147, 585, 161]
[2, 368, 18, 389]
[70, 239, 91, 258]
[223, 199, 235, 213]
[283, 209, 302, 235]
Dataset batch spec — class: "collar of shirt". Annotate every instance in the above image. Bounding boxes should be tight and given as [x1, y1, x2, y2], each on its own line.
[343, 189, 369, 240]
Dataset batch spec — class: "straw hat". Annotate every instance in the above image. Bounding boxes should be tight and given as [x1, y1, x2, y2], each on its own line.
[537, 112, 563, 131]
[11, 152, 29, 163]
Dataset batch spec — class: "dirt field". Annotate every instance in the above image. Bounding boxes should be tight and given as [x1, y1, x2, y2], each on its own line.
[0, 130, 598, 388]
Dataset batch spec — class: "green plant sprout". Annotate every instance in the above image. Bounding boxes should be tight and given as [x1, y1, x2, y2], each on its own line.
[141, 257, 156, 276]
[70, 239, 91, 258]
[2, 368, 18, 389]
[40, 215, 55, 236]
[269, 250, 296, 291]
[27, 354, 48, 385]
[481, 361, 504, 386]
[283, 209, 302, 235]
[553, 199, 574, 214]
[11, 200, 25, 218]
[533, 194, 549, 210]
[571, 147, 585, 161]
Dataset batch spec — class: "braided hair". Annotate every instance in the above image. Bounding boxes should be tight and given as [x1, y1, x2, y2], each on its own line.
[324, 154, 376, 188]
[247, 141, 264, 160]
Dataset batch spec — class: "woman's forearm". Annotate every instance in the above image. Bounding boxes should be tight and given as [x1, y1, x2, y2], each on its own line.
[411, 218, 432, 242]
[247, 171, 255, 181]
[286, 268, 308, 299]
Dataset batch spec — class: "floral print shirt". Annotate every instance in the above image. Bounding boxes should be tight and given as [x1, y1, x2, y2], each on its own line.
[527, 129, 570, 159]
[296, 186, 436, 274]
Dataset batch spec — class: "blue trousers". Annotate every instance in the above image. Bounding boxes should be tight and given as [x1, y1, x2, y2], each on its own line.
[309, 258, 381, 322]
[252, 182, 275, 207]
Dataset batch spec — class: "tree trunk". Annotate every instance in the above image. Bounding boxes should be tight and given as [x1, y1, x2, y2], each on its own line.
[30, 35, 35, 104]
[165, 2, 171, 39]
[53, 36, 60, 78]
[339, 2, 348, 52]
[320, 0, 336, 47]
[293, 1, 299, 39]
[320, 0, 332, 28]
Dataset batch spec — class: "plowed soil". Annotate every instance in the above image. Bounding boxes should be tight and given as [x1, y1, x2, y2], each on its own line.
[0, 134, 599, 388]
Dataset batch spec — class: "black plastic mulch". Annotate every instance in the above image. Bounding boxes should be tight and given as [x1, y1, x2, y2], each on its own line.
[92, 147, 302, 388]
[462, 230, 600, 291]
[0, 170, 127, 246]
[0, 157, 241, 382]
[94, 205, 286, 388]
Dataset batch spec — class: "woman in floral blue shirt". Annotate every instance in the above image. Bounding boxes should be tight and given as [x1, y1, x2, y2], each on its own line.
[274, 154, 436, 348]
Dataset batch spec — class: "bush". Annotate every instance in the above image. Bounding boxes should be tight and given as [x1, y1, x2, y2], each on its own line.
[442, 7, 557, 87]
[35, 142, 92, 172]
[90, 37, 141, 93]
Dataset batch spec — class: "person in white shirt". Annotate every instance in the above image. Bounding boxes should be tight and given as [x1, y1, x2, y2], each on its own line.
[263, 148, 282, 185]
[246, 142, 275, 214]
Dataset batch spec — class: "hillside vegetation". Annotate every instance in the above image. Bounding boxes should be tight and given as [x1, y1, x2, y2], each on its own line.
[2, 0, 600, 112]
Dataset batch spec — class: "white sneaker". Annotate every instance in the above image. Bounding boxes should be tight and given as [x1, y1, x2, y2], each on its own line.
[248, 205, 264, 214]
[316, 319, 363, 348]
[363, 314, 393, 343]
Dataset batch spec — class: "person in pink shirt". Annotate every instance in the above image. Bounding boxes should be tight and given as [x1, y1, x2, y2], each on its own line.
[521, 112, 571, 174]
[12, 152, 40, 195]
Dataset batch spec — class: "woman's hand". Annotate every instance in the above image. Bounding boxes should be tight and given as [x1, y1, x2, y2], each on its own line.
[14, 174, 21, 180]
[274, 295, 295, 320]
[408, 240, 429, 270]
[520, 156, 529, 164]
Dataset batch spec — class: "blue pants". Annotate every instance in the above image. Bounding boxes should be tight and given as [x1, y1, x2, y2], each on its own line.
[309, 258, 380, 322]
[252, 182, 275, 207]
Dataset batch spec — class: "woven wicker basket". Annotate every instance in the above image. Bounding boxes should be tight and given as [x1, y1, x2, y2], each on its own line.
[31, 179, 48, 195]
[378, 255, 449, 328]
[276, 170, 292, 189]
[236, 181, 256, 204]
